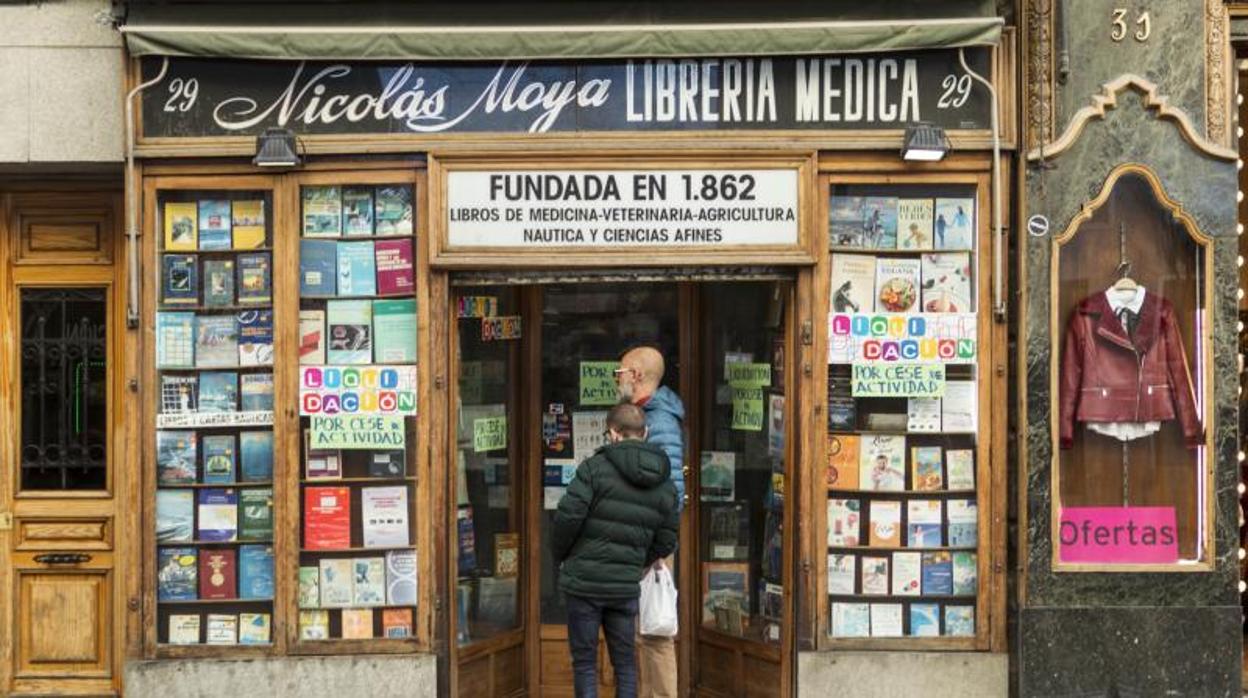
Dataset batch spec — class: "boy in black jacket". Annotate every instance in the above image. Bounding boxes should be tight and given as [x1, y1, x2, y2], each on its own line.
[552, 402, 680, 698]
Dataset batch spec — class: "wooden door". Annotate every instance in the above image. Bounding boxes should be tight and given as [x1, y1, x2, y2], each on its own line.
[0, 191, 125, 697]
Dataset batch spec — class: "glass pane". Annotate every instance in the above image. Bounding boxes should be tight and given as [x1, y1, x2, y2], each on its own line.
[698, 282, 786, 643]
[826, 185, 981, 639]
[1054, 171, 1207, 565]
[457, 287, 521, 645]
[20, 288, 108, 491]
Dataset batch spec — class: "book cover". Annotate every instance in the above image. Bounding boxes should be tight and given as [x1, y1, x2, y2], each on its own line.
[909, 603, 941, 637]
[373, 298, 417, 363]
[941, 381, 977, 432]
[237, 310, 274, 367]
[156, 312, 195, 368]
[827, 396, 856, 430]
[700, 451, 735, 501]
[826, 434, 859, 490]
[205, 614, 237, 645]
[831, 602, 870, 637]
[945, 605, 975, 636]
[299, 310, 327, 364]
[457, 507, 477, 574]
[198, 200, 232, 251]
[238, 613, 271, 645]
[240, 373, 274, 412]
[239, 544, 275, 599]
[906, 397, 942, 433]
[827, 553, 857, 595]
[232, 200, 266, 249]
[300, 239, 338, 296]
[891, 551, 921, 596]
[858, 435, 905, 491]
[239, 431, 274, 481]
[910, 447, 943, 491]
[160, 374, 198, 415]
[874, 257, 921, 313]
[375, 239, 415, 295]
[828, 196, 865, 248]
[239, 488, 274, 541]
[369, 451, 405, 478]
[304, 486, 351, 550]
[298, 566, 320, 608]
[155, 490, 194, 542]
[908, 499, 943, 525]
[921, 252, 973, 313]
[168, 614, 201, 644]
[197, 371, 238, 413]
[383, 608, 414, 638]
[702, 562, 750, 623]
[299, 610, 330, 640]
[826, 498, 861, 547]
[495, 532, 520, 577]
[385, 549, 418, 605]
[704, 501, 749, 560]
[353, 557, 386, 606]
[318, 558, 353, 607]
[164, 202, 198, 251]
[860, 555, 889, 595]
[907, 524, 942, 548]
[342, 608, 374, 639]
[201, 434, 236, 484]
[897, 198, 935, 250]
[337, 241, 377, 297]
[946, 449, 975, 490]
[202, 260, 235, 307]
[197, 489, 238, 542]
[934, 198, 974, 250]
[861, 196, 899, 249]
[326, 300, 373, 364]
[156, 430, 197, 485]
[869, 602, 903, 637]
[198, 548, 237, 600]
[374, 185, 414, 235]
[237, 252, 272, 304]
[868, 500, 901, 547]
[162, 254, 199, 306]
[921, 551, 954, 595]
[949, 522, 979, 548]
[361, 486, 409, 548]
[828, 253, 876, 313]
[303, 186, 343, 237]
[953, 551, 977, 595]
[306, 449, 342, 480]
[157, 547, 197, 601]
[195, 315, 239, 368]
[342, 186, 375, 236]
[947, 499, 977, 524]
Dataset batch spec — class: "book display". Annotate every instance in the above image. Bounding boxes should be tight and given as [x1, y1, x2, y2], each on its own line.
[298, 182, 419, 643]
[153, 191, 276, 647]
[826, 184, 984, 641]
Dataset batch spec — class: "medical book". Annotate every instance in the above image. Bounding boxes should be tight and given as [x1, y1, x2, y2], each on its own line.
[372, 298, 417, 363]
[300, 239, 338, 296]
[361, 486, 409, 548]
[326, 300, 372, 364]
[353, 557, 386, 606]
[375, 238, 415, 295]
[304, 486, 351, 550]
[336, 240, 377, 297]
[342, 186, 375, 236]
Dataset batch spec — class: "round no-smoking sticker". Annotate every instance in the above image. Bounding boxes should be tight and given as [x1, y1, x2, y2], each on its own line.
[1027, 214, 1049, 237]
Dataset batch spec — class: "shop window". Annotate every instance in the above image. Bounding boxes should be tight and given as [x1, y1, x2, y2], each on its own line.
[20, 287, 108, 491]
[1052, 167, 1211, 568]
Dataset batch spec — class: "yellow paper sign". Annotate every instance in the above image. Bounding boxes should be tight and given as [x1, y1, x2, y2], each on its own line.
[727, 362, 771, 387]
[579, 361, 620, 406]
[474, 416, 508, 452]
[731, 387, 764, 431]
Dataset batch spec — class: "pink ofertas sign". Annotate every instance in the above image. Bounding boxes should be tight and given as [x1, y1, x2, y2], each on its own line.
[1058, 507, 1179, 564]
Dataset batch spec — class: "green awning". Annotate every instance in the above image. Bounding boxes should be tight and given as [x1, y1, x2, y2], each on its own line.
[119, 1, 1004, 61]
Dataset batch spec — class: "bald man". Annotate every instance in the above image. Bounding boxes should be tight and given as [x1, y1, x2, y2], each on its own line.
[615, 346, 684, 698]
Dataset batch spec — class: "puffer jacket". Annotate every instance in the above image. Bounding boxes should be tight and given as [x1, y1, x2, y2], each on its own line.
[1059, 290, 1204, 449]
[552, 440, 680, 599]
[643, 385, 686, 510]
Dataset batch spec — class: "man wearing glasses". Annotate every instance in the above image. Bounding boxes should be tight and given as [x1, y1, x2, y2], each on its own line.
[616, 346, 685, 698]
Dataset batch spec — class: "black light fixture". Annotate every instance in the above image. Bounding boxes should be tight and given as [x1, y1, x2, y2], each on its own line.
[901, 122, 950, 162]
[252, 127, 301, 167]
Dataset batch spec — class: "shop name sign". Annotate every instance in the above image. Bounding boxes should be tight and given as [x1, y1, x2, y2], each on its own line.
[140, 50, 991, 137]
[447, 169, 798, 247]
[1058, 507, 1179, 564]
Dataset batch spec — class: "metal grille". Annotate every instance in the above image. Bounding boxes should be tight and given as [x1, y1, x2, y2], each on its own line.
[20, 288, 108, 490]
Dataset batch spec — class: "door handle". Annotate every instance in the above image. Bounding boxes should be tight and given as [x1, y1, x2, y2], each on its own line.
[33, 553, 92, 565]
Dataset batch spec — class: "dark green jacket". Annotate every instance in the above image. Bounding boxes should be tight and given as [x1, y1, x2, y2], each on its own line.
[552, 439, 680, 599]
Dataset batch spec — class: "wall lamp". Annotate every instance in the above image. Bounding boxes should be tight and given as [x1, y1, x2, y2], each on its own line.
[253, 127, 301, 167]
[901, 122, 951, 162]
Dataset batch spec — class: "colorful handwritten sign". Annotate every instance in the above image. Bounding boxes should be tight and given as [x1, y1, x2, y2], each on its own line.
[828, 312, 976, 364]
[1058, 506, 1179, 564]
[310, 415, 406, 450]
[851, 363, 945, 397]
[731, 386, 764, 431]
[474, 416, 508, 452]
[727, 362, 771, 387]
[579, 361, 620, 405]
[299, 365, 417, 416]
[482, 315, 522, 341]
[458, 296, 498, 318]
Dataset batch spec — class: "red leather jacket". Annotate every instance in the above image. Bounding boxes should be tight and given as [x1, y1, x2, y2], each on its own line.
[1059, 291, 1203, 449]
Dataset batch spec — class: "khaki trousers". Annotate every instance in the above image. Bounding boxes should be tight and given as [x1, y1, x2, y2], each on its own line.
[637, 555, 678, 697]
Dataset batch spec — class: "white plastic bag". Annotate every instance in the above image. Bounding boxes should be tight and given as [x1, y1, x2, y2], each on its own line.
[638, 562, 679, 637]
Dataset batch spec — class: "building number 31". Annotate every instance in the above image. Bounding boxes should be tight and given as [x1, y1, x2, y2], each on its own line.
[1111, 8, 1151, 43]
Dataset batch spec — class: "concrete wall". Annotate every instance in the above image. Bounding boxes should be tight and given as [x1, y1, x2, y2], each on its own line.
[124, 654, 438, 698]
[0, 0, 124, 165]
[798, 651, 1008, 698]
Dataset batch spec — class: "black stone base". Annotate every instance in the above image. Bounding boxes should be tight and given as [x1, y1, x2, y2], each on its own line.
[1019, 606, 1242, 697]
